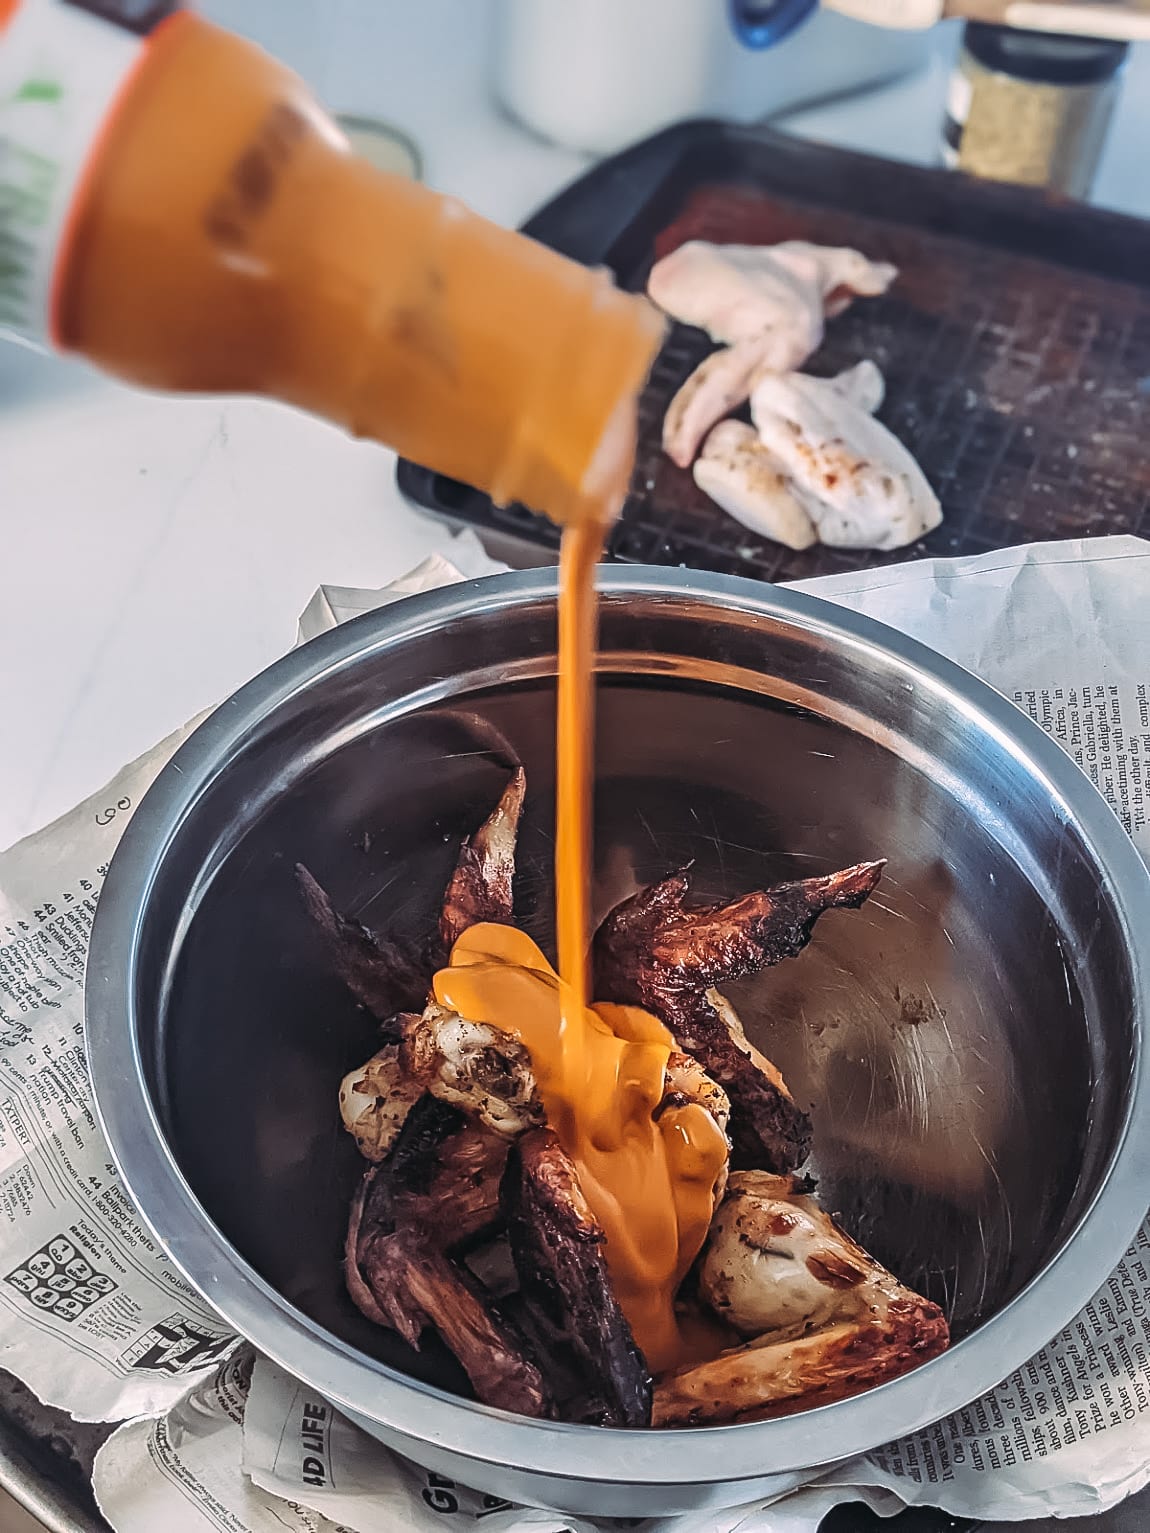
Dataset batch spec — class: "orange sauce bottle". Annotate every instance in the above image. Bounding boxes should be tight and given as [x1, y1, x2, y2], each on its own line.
[0, 1, 663, 528]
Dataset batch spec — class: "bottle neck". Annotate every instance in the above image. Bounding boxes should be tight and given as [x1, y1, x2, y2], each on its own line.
[329, 169, 662, 522]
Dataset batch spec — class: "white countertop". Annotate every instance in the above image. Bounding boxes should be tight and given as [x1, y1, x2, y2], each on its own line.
[2, 0, 1149, 852]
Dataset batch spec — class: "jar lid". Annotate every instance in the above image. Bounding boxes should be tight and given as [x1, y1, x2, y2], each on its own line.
[963, 22, 1128, 83]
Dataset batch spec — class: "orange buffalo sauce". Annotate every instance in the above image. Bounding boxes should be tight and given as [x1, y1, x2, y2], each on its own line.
[434, 925, 729, 1371]
[554, 511, 608, 1016]
[424, 322, 729, 1375]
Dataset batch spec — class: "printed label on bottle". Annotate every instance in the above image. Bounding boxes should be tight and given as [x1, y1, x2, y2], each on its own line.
[0, 0, 177, 342]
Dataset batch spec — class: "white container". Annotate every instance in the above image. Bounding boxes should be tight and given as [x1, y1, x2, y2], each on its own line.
[493, 0, 933, 156]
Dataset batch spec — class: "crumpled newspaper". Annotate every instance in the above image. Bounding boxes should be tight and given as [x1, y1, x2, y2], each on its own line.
[3, 531, 1150, 1531]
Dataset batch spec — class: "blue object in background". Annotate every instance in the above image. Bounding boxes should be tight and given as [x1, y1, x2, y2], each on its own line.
[729, 0, 820, 49]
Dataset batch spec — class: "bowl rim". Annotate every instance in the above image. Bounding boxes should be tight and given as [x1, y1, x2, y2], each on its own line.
[86, 564, 1150, 1491]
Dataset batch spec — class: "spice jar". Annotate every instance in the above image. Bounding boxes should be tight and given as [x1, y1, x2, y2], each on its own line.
[942, 23, 1128, 198]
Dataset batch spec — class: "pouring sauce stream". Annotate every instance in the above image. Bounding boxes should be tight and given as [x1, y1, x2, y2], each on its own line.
[433, 379, 728, 1374]
[555, 513, 603, 1014]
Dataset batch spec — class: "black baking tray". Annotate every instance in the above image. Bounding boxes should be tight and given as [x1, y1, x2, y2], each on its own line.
[397, 119, 1150, 579]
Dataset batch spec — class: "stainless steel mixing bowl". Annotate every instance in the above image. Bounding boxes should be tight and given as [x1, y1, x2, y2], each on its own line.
[87, 568, 1150, 1516]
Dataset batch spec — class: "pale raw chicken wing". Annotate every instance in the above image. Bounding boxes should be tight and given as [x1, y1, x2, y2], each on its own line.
[652, 242, 896, 467]
[691, 360, 887, 549]
[751, 369, 941, 551]
[693, 421, 817, 551]
[648, 240, 897, 361]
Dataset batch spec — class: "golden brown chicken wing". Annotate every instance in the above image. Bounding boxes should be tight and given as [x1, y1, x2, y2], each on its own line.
[653, 1172, 949, 1426]
[594, 862, 883, 1170]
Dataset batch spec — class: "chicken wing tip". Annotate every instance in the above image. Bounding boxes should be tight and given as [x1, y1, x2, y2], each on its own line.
[296, 864, 344, 932]
[821, 859, 886, 904]
[500, 765, 527, 813]
[777, 859, 883, 910]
